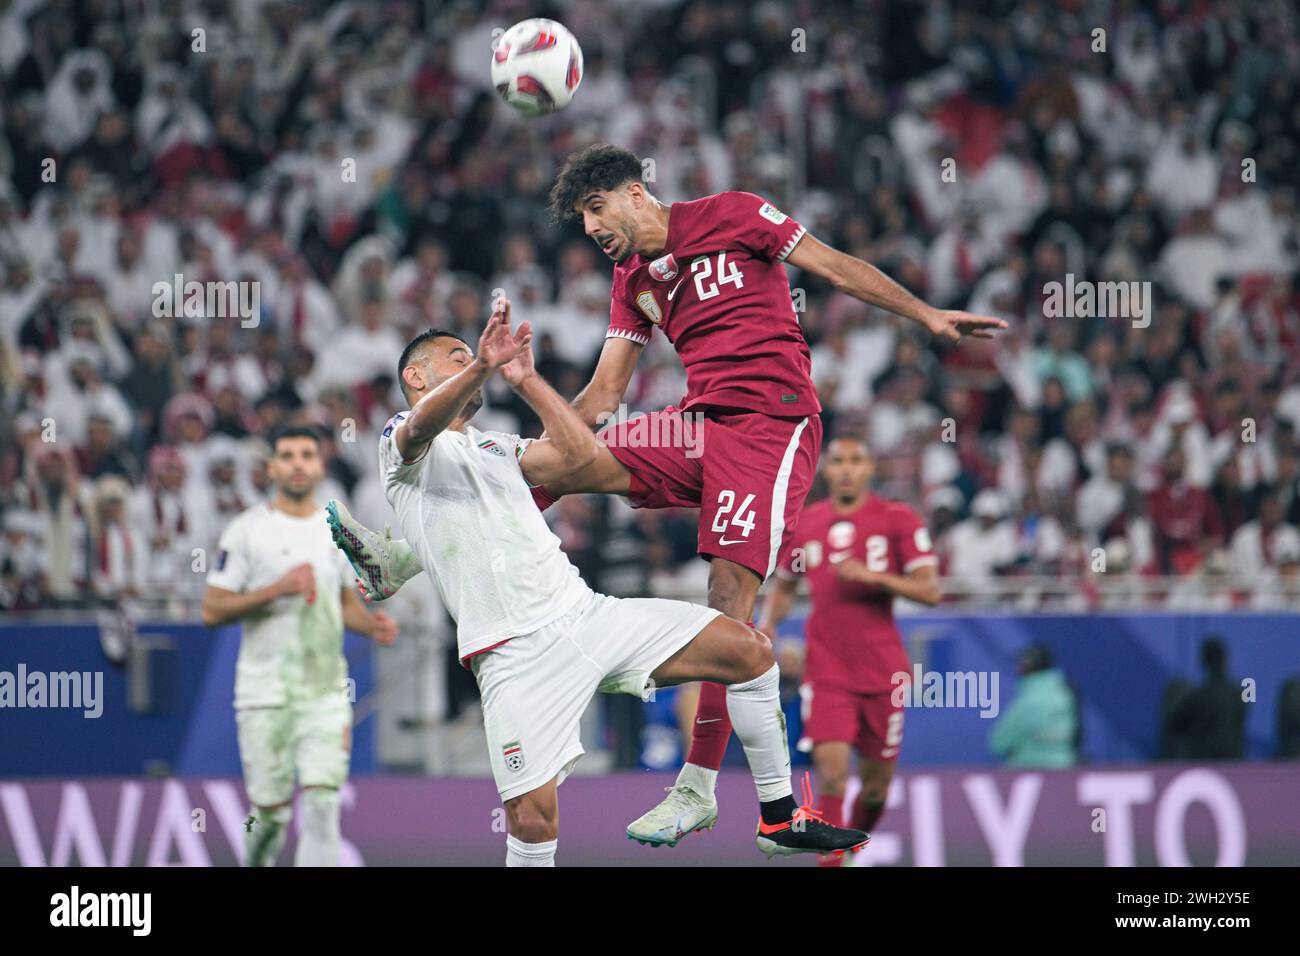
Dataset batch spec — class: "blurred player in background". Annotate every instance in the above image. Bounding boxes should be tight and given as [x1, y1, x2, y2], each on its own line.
[334, 298, 868, 865]
[758, 437, 939, 866]
[201, 426, 398, 866]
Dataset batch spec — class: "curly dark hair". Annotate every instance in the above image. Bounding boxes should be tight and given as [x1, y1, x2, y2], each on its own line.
[547, 144, 644, 223]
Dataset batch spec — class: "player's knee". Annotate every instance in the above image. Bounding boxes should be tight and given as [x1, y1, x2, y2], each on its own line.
[743, 625, 775, 678]
[505, 794, 557, 843]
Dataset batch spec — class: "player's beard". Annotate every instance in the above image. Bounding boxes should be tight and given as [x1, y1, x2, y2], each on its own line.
[462, 388, 483, 419]
[277, 476, 316, 502]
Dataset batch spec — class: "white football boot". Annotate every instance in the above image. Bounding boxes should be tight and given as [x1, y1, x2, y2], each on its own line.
[326, 499, 423, 601]
[626, 767, 719, 848]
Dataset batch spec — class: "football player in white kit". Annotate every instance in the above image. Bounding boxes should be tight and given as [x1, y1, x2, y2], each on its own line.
[328, 298, 868, 865]
[202, 426, 399, 866]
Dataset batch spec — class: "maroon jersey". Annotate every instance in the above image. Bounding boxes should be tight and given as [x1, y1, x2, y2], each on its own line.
[607, 191, 820, 417]
[777, 495, 937, 694]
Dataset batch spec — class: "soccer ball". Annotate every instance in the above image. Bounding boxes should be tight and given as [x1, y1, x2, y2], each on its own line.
[490, 18, 583, 116]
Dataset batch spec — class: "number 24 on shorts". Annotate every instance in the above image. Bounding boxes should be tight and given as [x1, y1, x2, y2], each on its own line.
[711, 490, 757, 543]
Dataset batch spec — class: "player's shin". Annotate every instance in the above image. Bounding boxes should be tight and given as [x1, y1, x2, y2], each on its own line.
[685, 680, 733, 779]
[295, 788, 341, 866]
[245, 804, 291, 867]
[505, 834, 557, 867]
[724, 664, 798, 823]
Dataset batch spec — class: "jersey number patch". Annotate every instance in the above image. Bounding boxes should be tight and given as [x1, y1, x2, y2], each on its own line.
[691, 252, 745, 301]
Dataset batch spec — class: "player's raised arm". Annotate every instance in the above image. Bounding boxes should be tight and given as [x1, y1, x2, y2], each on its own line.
[569, 335, 643, 429]
[500, 315, 604, 486]
[784, 233, 1008, 344]
[395, 300, 522, 461]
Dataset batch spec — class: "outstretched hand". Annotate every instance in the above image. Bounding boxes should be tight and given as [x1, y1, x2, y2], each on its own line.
[923, 308, 1009, 343]
[477, 296, 529, 370]
[500, 313, 535, 388]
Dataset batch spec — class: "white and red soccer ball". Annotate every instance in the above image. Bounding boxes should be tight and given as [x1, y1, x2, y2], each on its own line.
[490, 18, 583, 116]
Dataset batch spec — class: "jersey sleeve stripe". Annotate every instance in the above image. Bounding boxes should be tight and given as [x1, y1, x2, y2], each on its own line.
[776, 224, 807, 261]
[606, 328, 651, 346]
[903, 555, 940, 572]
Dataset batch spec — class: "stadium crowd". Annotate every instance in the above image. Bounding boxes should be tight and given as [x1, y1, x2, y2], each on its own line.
[2, 0, 1299, 616]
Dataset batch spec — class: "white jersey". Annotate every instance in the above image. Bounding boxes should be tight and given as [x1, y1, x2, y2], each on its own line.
[207, 502, 353, 709]
[378, 413, 592, 659]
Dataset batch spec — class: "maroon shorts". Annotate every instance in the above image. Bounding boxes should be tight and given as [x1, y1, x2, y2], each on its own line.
[598, 406, 822, 580]
[798, 681, 905, 763]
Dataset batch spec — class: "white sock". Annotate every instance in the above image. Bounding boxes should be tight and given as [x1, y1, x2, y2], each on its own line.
[677, 761, 719, 799]
[245, 804, 291, 867]
[506, 834, 557, 867]
[295, 789, 342, 867]
[726, 664, 794, 804]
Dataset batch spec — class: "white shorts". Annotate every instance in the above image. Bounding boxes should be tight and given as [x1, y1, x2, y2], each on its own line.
[235, 691, 353, 807]
[471, 591, 720, 801]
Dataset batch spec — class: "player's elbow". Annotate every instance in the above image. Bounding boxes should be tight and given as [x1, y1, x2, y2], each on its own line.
[918, 584, 942, 606]
[559, 437, 601, 475]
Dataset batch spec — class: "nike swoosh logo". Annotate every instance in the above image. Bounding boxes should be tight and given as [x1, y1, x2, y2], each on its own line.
[667, 276, 687, 300]
[717, 537, 748, 546]
[696, 718, 723, 724]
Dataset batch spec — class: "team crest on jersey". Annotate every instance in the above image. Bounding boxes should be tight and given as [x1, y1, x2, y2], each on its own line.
[478, 439, 507, 457]
[758, 201, 788, 224]
[503, 740, 524, 772]
[635, 290, 664, 325]
[648, 253, 679, 282]
[828, 521, 856, 549]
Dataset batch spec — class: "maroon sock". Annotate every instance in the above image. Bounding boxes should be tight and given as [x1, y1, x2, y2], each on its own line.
[685, 681, 733, 770]
[852, 797, 886, 832]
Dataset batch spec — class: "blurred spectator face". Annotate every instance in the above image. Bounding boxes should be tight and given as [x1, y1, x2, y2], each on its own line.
[175, 412, 207, 444]
[821, 438, 874, 502]
[70, 359, 100, 389]
[1043, 378, 1067, 409]
[267, 435, 324, 500]
[86, 416, 115, 452]
[1279, 451, 1300, 485]
[1010, 408, 1039, 441]
[1164, 448, 1187, 483]
[416, 240, 446, 273]
[37, 452, 69, 488]
[98, 494, 126, 525]
[210, 458, 237, 487]
[1107, 447, 1134, 483]
[156, 460, 184, 491]
[1260, 492, 1283, 529]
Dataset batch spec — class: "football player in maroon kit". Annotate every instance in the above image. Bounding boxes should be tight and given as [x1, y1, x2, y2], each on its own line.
[758, 436, 940, 865]
[330, 144, 1002, 847]
[537, 145, 997, 846]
